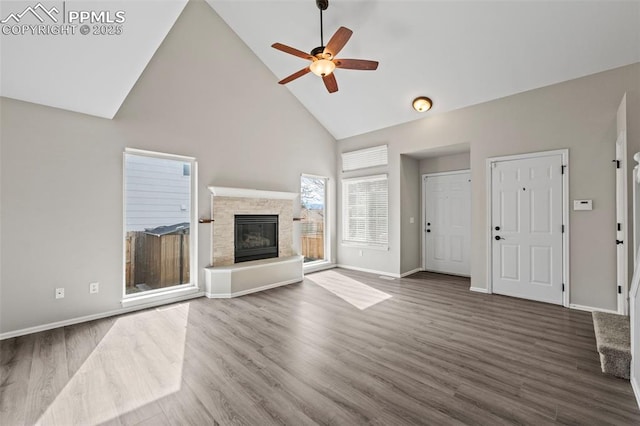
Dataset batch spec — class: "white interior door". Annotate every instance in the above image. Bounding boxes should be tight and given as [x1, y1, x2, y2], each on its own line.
[424, 172, 471, 276]
[491, 154, 564, 305]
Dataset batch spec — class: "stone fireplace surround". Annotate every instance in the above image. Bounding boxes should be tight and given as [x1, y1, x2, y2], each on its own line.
[204, 186, 303, 298]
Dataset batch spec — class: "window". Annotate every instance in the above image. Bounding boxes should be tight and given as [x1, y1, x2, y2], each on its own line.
[301, 175, 328, 263]
[342, 145, 388, 172]
[123, 150, 197, 296]
[342, 174, 388, 248]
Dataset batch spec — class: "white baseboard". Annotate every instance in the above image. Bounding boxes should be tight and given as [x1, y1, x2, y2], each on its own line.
[336, 264, 400, 278]
[470, 286, 490, 294]
[0, 291, 205, 340]
[632, 375, 640, 410]
[400, 268, 422, 277]
[569, 304, 621, 315]
[205, 278, 300, 299]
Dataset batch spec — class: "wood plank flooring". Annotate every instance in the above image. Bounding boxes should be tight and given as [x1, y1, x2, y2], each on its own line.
[1, 269, 639, 425]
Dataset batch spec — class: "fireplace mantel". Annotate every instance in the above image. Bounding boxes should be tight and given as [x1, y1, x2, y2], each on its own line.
[208, 186, 298, 200]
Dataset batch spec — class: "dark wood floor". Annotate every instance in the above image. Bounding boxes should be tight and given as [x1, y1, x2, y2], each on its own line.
[2, 269, 639, 425]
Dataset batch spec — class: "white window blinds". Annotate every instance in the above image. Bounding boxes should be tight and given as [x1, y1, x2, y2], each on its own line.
[342, 174, 388, 247]
[342, 145, 388, 172]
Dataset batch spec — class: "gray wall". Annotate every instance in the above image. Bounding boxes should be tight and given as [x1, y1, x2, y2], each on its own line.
[337, 63, 640, 311]
[420, 152, 470, 175]
[400, 155, 421, 274]
[0, 0, 337, 334]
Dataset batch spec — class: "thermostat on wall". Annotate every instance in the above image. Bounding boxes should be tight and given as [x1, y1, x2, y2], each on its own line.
[573, 200, 593, 211]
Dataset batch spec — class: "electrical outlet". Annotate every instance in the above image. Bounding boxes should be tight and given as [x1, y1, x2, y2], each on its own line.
[55, 288, 65, 299]
[89, 282, 99, 294]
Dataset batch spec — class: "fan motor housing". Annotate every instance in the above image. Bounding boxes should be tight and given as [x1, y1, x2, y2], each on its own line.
[316, 0, 329, 11]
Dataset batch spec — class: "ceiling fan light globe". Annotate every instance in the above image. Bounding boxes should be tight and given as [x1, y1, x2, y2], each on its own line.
[310, 59, 336, 77]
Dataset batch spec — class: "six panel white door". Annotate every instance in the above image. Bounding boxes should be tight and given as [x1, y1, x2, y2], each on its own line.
[424, 172, 471, 276]
[491, 155, 563, 304]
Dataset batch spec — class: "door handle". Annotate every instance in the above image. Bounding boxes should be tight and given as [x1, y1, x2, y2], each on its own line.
[426, 229, 431, 233]
[495, 226, 500, 231]
[616, 240, 624, 245]
[495, 236, 503, 240]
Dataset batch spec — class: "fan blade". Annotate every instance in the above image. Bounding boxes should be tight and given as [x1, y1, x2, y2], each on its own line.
[322, 73, 338, 93]
[335, 59, 379, 70]
[278, 67, 311, 85]
[272, 43, 313, 61]
[323, 27, 352, 57]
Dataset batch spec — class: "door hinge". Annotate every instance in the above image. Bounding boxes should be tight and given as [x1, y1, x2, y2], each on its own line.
[561, 165, 566, 174]
[618, 223, 622, 232]
[562, 283, 565, 292]
[561, 224, 565, 233]
[618, 285, 622, 294]
[613, 159, 620, 169]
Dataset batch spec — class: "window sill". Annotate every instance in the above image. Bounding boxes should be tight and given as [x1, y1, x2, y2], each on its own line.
[121, 285, 202, 309]
[341, 242, 389, 251]
[303, 260, 335, 274]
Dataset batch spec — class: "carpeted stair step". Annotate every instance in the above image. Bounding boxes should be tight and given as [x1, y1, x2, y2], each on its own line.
[592, 311, 631, 379]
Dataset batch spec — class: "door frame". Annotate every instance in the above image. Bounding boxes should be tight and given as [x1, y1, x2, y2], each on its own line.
[485, 149, 570, 307]
[616, 130, 629, 315]
[421, 169, 471, 273]
[617, 93, 629, 315]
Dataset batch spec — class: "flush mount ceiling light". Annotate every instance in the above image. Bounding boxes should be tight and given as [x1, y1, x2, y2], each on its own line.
[412, 96, 433, 112]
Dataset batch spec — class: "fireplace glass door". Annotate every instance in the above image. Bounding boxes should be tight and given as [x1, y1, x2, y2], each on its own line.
[234, 215, 278, 263]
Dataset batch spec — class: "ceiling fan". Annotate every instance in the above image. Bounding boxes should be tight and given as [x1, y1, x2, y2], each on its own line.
[271, 0, 379, 94]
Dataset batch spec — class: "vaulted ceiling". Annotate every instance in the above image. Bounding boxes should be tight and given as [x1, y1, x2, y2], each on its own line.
[2, 1, 639, 140]
[0, 0, 189, 119]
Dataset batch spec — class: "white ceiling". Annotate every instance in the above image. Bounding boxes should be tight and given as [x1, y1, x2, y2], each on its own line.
[209, 0, 640, 139]
[1, 1, 639, 139]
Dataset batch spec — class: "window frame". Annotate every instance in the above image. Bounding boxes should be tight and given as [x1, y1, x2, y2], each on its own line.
[300, 174, 330, 266]
[122, 148, 199, 304]
[342, 174, 389, 250]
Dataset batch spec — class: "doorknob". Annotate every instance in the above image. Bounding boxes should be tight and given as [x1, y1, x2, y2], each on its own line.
[616, 240, 624, 245]
[495, 226, 500, 231]
[495, 236, 503, 240]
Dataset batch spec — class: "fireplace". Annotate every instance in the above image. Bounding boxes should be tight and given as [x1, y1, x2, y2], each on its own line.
[234, 215, 279, 263]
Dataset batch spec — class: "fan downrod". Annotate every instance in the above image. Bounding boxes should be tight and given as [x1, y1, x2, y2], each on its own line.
[316, 0, 328, 11]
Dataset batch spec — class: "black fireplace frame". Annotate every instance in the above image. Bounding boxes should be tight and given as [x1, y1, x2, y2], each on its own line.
[234, 215, 279, 263]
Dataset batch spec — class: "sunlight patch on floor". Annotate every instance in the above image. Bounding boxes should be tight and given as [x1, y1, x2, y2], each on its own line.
[37, 303, 189, 425]
[307, 270, 392, 310]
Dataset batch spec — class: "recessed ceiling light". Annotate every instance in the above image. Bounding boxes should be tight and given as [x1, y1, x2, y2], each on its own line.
[412, 96, 433, 112]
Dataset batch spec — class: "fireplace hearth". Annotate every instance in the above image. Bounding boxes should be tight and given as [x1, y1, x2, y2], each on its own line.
[234, 215, 278, 263]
